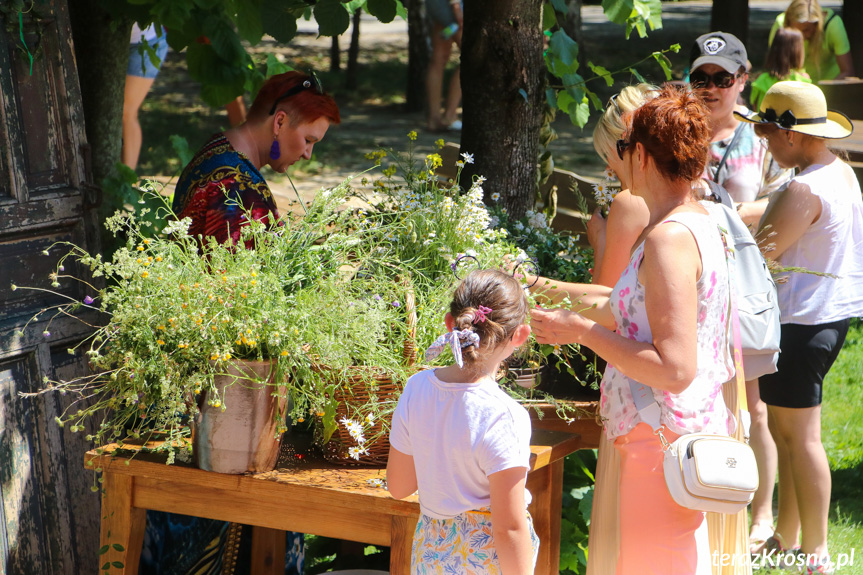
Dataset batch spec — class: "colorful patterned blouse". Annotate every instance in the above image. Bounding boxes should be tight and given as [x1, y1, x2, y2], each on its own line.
[172, 134, 278, 245]
[599, 212, 734, 440]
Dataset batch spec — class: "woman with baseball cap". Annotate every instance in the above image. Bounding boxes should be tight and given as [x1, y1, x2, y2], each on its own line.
[736, 81, 863, 574]
[689, 31, 791, 558]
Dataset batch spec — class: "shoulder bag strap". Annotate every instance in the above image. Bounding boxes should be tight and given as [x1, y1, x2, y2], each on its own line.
[714, 122, 746, 184]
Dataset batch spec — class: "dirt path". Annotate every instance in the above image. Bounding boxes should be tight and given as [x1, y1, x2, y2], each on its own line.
[141, 0, 834, 212]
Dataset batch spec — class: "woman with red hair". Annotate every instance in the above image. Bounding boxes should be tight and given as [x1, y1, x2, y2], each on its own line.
[531, 86, 736, 574]
[172, 71, 340, 245]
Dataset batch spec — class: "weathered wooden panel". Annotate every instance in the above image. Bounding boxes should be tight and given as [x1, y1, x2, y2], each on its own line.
[0, 0, 102, 572]
[0, 353, 48, 574]
[0, 222, 89, 324]
[13, 22, 67, 190]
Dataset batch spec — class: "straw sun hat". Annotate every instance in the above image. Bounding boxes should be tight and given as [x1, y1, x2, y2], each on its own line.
[734, 80, 853, 139]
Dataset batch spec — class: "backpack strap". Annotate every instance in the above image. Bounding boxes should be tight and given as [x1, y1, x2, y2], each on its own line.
[714, 122, 746, 184]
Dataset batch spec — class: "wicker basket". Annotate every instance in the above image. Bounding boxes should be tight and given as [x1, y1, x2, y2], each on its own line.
[317, 287, 422, 466]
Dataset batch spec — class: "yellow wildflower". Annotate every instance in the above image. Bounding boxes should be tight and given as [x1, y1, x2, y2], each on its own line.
[141, 271, 149, 278]
[408, 130, 417, 141]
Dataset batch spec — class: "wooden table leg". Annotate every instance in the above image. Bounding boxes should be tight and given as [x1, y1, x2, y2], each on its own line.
[251, 526, 287, 575]
[390, 515, 416, 575]
[527, 459, 564, 575]
[100, 472, 146, 575]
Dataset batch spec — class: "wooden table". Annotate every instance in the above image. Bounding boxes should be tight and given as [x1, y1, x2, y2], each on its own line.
[88, 427, 598, 575]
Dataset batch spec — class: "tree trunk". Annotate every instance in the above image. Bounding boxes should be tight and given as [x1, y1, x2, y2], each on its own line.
[845, 0, 863, 74]
[405, 0, 430, 113]
[461, 0, 545, 218]
[346, 9, 361, 90]
[330, 35, 341, 73]
[68, 0, 131, 190]
[711, 0, 749, 48]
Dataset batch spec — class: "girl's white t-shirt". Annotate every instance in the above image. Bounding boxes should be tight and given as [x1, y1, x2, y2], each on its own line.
[389, 369, 532, 520]
[770, 159, 863, 324]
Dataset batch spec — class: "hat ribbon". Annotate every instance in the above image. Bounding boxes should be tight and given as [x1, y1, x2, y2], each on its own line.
[762, 108, 826, 129]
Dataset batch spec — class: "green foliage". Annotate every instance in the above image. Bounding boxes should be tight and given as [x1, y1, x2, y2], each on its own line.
[559, 449, 598, 574]
[543, 0, 679, 128]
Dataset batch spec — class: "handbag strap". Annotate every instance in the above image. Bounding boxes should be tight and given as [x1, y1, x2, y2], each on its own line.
[713, 122, 745, 184]
[627, 224, 748, 435]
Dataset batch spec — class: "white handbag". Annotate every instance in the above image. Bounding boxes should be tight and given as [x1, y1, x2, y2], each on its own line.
[662, 433, 759, 514]
[628, 225, 759, 515]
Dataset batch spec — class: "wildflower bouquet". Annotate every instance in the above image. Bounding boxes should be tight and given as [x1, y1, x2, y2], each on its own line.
[15, 181, 396, 462]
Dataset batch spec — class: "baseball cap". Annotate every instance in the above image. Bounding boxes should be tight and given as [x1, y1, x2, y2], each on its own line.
[690, 32, 748, 74]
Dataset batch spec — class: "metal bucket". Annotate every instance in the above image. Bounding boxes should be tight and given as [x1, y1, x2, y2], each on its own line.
[194, 359, 289, 474]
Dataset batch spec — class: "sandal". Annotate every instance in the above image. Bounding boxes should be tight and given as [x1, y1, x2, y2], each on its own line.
[749, 523, 775, 554]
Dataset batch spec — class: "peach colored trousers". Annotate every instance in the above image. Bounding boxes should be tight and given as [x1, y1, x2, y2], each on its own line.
[614, 423, 712, 575]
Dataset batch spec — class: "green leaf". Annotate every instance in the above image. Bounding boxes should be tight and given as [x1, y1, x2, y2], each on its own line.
[98, 545, 110, 555]
[314, 0, 350, 37]
[549, 0, 568, 14]
[573, 99, 590, 128]
[261, 0, 301, 43]
[235, 0, 265, 44]
[601, 0, 634, 26]
[636, 0, 663, 31]
[394, 0, 408, 20]
[345, 0, 367, 13]
[111, 562, 125, 569]
[545, 87, 557, 110]
[366, 0, 397, 23]
[630, 67, 646, 83]
[203, 15, 245, 64]
[541, 3, 558, 32]
[101, 563, 111, 571]
[152, 2, 194, 32]
[586, 89, 602, 111]
[560, 72, 585, 103]
[547, 30, 579, 76]
[517, 88, 528, 103]
[652, 51, 673, 81]
[587, 61, 613, 87]
[112, 543, 126, 552]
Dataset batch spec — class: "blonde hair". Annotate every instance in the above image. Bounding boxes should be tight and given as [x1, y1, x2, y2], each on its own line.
[592, 84, 659, 163]
[783, 0, 824, 76]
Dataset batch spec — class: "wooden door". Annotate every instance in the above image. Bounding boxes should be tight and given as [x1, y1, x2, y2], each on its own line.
[0, 0, 102, 572]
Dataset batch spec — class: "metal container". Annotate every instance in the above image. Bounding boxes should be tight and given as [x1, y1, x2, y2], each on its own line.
[194, 359, 289, 474]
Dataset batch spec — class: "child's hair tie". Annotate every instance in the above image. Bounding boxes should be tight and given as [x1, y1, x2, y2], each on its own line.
[424, 329, 481, 368]
[473, 305, 493, 323]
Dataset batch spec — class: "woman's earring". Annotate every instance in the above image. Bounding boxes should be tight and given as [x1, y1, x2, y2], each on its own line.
[269, 135, 281, 160]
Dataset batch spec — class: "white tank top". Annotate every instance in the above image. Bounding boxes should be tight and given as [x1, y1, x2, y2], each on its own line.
[772, 159, 863, 324]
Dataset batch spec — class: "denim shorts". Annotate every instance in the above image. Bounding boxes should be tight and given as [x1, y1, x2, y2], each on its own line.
[128, 32, 168, 79]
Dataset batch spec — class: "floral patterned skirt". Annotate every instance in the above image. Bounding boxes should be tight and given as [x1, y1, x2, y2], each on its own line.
[411, 507, 539, 575]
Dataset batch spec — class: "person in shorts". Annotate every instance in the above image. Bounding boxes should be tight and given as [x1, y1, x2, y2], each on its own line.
[737, 81, 863, 574]
[123, 24, 168, 170]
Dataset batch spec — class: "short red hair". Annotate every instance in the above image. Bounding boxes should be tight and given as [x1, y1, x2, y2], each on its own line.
[625, 85, 710, 182]
[248, 71, 341, 127]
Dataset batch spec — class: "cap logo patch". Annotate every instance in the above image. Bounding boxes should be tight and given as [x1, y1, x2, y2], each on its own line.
[703, 37, 726, 55]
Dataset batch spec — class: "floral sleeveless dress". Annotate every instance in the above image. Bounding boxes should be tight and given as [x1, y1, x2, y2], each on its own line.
[599, 212, 735, 440]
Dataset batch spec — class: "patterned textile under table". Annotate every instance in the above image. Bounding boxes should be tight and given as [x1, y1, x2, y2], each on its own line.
[87, 427, 596, 575]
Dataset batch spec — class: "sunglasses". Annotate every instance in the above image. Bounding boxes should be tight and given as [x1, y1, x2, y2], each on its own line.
[607, 93, 621, 116]
[268, 72, 323, 115]
[616, 139, 630, 160]
[689, 70, 741, 89]
[690, 69, 741, 89]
